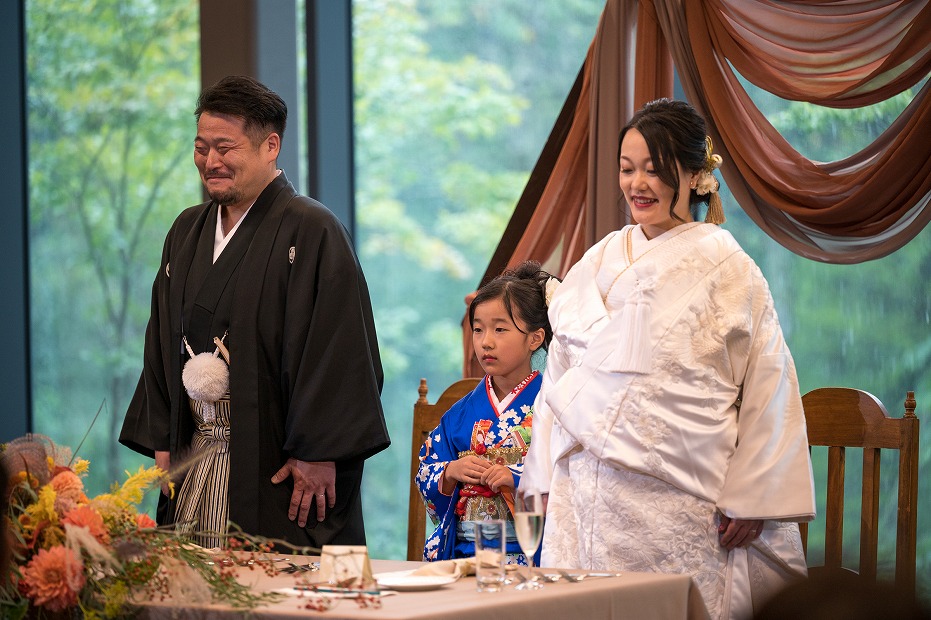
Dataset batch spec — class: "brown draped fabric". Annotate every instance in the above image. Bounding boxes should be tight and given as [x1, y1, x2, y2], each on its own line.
[462, 0, 674, 377]
[463, 0, 931, 373]
[659, 0, 931, 263]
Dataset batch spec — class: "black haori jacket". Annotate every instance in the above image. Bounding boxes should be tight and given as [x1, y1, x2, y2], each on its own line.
[120, 172, 390, 547]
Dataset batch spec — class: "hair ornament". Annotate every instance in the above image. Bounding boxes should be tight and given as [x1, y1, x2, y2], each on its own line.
[544, 276, 560, 307]
[697, 136, 725, 225]
[703, 136, 723, 172]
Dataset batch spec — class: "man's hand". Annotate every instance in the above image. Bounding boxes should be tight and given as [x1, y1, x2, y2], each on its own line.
[155, 450, 171, 496]
[271, 459, 336, 527]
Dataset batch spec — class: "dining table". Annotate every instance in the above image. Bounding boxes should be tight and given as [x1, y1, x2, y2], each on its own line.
[136, 556, 710, 620]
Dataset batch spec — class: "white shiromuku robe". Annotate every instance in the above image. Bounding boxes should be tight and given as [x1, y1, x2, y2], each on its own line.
[521, 223, 816, 620]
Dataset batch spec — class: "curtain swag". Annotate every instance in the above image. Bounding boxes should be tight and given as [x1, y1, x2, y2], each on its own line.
[464, 0, 931, 373]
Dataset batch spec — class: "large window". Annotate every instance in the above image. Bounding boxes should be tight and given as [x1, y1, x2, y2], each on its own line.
[721, 81, 931, 584]
[352, 0, 603, 558]
[26, 0, 200, 500]
[23, 0, 928, 582]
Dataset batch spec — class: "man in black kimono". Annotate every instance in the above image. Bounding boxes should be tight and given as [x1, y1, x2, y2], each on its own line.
[120, 75, 390, 548]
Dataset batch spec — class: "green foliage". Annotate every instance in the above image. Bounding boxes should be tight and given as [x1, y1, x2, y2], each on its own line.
[27, 0, 200, 495]
[724, 83, 931, 597]
[25, 0, 928, 599]
[353, 0, 602, 559]
[769, 91, 921, 161]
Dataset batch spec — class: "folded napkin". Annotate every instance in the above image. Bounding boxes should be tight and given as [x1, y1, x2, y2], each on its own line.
[410, 552, 516, 579]
[410, 558, 469, 578]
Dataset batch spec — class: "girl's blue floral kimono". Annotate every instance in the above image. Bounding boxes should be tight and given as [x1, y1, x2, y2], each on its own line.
[416, 372, 542, 563]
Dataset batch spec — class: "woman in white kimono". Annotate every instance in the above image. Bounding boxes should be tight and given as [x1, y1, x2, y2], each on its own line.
[520, 99, 815, 620]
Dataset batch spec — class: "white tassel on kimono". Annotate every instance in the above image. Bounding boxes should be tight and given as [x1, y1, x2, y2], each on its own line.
[608, 293, 652, 374]
[182, 352, 229, 403]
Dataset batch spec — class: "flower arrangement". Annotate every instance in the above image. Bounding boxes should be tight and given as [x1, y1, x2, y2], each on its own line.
[1, 434, 283, 619]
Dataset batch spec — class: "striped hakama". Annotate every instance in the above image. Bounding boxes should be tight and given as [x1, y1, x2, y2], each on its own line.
[175, 395, 231, 548]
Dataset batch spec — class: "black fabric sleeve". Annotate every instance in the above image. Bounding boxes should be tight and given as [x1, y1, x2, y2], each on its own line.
[279, 206, 390, 463]
[120, 225, 175, 455]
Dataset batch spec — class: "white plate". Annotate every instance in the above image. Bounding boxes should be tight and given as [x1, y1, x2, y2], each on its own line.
[375, 570, 459, 591]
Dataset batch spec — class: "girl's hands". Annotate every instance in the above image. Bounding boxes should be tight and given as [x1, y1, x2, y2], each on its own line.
[446, 455, 492, 483]
[442, 458, 515, 494]
[480, 464, 515, 492]
[441, 455, 491, 494]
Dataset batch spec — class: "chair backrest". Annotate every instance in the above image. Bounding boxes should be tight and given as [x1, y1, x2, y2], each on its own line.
[800, 387, 919, 594]
[407, 377, 482, 562]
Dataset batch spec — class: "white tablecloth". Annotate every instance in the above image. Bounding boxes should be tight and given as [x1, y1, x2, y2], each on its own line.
[137, 557, 709, 620]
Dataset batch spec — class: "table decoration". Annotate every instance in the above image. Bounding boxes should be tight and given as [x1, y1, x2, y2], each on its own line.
[0, 434, 285, 619]
[319, 544, 373, 587]
[281, 577, 386, 613]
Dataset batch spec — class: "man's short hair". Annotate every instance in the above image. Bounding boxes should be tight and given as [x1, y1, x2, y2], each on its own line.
[195, 75, 287, 145]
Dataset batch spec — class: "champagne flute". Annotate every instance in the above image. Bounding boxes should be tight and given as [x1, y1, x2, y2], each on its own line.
[513, 491, 544, 590]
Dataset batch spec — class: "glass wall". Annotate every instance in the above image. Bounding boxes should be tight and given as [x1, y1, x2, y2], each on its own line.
[352, 0, 604, 559]
[26, 0, 201, 501]
[23, 0, 928, 586]
[722, 80, 931, 587]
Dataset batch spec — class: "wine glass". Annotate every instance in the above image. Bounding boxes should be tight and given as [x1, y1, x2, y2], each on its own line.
[513, 491, 544, 590]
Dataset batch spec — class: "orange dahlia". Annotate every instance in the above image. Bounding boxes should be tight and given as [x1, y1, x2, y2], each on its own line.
[135, 512, 157, 529]
[62, 505, 109, 544]
[22, 545, 86, 612]
[50, 470, 88, 513]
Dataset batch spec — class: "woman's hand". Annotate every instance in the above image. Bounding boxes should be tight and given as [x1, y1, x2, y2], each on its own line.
[441, 455, 491, 494]
[479, 464, 515, 492]
[718, 514, 764, 550]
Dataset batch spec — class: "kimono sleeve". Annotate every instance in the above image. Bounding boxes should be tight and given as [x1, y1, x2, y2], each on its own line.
[279, 208, 390, 462]
[120, 226, 175, 456]
[519, 340, 569, 495]
[415, 398, 468, 526]
[717, 261, 815, 521]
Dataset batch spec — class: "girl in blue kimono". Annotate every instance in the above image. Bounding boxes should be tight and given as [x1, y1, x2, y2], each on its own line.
[416, 261, 556, 562]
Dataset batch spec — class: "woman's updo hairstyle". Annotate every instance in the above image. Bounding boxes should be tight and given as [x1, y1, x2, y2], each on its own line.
[617, 98, 712, 223]
[469, 260, 554, 350]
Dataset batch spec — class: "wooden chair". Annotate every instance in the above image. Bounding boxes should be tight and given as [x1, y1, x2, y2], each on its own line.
[407, 377, 481, 561]
[800, 388, 919, 594]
